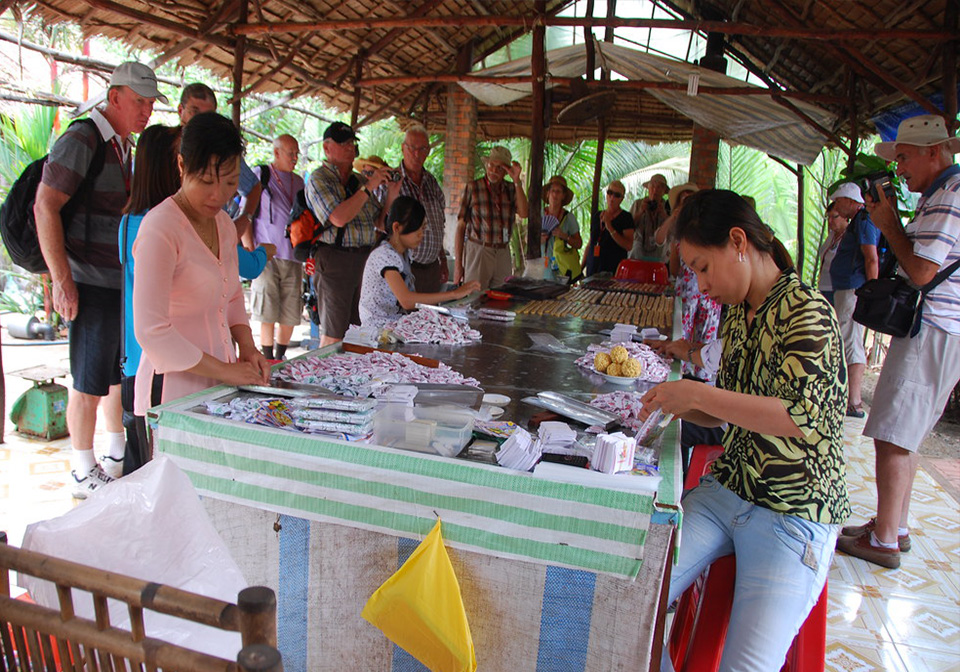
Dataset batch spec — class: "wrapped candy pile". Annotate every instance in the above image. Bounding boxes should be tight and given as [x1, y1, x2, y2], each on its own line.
[589, 391, 666, 445]
[205, 395, 377, 439]
[576, 341, 670, 383]
[279, 351, 481, 397]
[388, 309, 481, 345]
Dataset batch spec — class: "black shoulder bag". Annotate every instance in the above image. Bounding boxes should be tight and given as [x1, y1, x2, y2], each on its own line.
[853, 258, 960, 338]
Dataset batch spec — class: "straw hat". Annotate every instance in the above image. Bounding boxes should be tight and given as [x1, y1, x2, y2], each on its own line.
[668, 182, 698, 211]
[875, 115, 960, 162]
[542, 175, 574, 206]
[643, 173, 668, 190]
[353, 155, 390, 173]
[484, 146, 513, 168]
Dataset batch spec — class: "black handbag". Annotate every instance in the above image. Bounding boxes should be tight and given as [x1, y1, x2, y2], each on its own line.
[854, 258, 960, 338]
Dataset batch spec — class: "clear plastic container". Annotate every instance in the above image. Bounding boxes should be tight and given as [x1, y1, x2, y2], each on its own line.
[373, 404, 475, 458]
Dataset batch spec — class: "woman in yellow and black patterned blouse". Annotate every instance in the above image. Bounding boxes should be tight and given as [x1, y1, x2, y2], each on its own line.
[642, 190, 849, 672]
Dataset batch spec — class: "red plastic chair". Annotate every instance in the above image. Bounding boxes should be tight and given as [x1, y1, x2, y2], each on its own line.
[668, 555, 828, 672]
[614, 258, 669, 284]
[671, 444, 828, 671]
[684, 444, 725, 491]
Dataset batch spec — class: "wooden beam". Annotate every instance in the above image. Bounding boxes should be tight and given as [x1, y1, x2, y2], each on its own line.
[350, 53, 364, 127]
[231, 33, 311, 102]
[318, 0, 447, 88]
[527, 1, 547, 261]
[944, 0, 958, 134]
[358, 83, 420, 127]
[583, 0, 595, 79]
[763, 0, 941, 115]
[232, 16, 959, 41]
[231, 0, 248, 128]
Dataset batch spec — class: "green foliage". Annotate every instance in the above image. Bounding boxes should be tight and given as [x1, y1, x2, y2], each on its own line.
[0, 104, 57, 201]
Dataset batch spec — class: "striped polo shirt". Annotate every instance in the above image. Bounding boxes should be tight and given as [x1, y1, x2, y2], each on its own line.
[41, 108, 131, 289]
[904, 164, 960, 335]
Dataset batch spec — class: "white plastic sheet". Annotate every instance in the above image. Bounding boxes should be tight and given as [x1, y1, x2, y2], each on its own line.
[20, 455, 247, 660]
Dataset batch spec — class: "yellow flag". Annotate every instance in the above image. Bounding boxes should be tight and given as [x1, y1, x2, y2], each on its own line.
[362, 519, 477, 672]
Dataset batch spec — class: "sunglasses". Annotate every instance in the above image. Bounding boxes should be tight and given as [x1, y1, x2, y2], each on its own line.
[607, 189, 624, 198]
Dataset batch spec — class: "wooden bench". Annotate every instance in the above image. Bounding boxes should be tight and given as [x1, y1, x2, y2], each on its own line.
[0, 532, 282, 671]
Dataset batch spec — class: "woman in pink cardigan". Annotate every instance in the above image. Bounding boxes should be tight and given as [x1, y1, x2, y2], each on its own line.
[133, 112, 270, 415]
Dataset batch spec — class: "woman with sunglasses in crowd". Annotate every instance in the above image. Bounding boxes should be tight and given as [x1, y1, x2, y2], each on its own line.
[583, 180, 634, 276]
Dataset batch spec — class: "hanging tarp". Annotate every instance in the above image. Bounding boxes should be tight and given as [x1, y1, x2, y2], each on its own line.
[460, 43, 837, 165]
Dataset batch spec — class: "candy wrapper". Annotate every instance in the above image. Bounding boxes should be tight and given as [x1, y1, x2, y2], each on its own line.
[278, 351, 481, 397]
[388, 309, 481, 345]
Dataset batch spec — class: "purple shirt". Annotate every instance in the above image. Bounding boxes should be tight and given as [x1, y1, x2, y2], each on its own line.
[251, 165, 304, 262]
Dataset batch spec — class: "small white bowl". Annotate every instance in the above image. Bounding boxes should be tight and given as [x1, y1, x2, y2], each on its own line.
[599, 372, 639, 386]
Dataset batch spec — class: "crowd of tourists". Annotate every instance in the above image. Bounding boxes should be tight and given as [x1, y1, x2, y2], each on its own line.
[29, 58, 959, 672]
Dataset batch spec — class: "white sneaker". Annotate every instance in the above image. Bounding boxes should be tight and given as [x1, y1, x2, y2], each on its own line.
[100, 455, 125, 480]
[71, 464, 115, 500]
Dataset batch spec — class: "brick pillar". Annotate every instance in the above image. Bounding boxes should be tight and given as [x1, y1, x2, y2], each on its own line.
[689, 123, 720, 189]
[688, 45, 726, 189]
[442, 85, 477, 255]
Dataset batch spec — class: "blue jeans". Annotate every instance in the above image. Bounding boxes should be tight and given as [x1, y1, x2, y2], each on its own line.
[664, 476, 838, 672]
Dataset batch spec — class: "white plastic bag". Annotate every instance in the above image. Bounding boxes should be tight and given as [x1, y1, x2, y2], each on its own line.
[20, 455, 247, 660]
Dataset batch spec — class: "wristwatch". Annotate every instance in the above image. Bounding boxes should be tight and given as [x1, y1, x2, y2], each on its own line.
[687, 346, 697, 362]
[361, 186, 373, 198]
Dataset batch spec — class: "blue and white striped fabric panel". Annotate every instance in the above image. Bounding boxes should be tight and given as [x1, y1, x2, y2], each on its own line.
[271, 519, 657, 672]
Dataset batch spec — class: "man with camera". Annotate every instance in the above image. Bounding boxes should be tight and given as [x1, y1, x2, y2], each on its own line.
[827, 182, 880, 418]
[837, 115, 960, 569]
[629, 173, 670, 261]
[454, 145, 529, 290]
[376, 125, 447, 292]
[306, 121, 400, 347]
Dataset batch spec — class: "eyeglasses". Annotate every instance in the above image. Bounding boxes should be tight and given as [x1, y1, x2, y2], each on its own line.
[403, 143, 430, 154]
[607, 189, 624, 198]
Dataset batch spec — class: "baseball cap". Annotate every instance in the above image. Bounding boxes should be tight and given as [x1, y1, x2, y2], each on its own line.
[828, 182, 864, 204]
[109, 62, 168, 103]
[324, 121, 358, 143]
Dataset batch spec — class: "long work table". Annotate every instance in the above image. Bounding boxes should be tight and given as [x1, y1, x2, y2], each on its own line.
[150, 294, 683, 672]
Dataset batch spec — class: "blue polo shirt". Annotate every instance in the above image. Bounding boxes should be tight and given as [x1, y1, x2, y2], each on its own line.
[830, 208, 881, 290]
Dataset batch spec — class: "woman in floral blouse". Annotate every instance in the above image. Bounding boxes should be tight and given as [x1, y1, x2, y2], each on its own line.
[641, 189, 849, 671]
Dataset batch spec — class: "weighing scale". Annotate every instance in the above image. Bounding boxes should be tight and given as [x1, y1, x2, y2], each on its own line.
[9, 365, 69, 440]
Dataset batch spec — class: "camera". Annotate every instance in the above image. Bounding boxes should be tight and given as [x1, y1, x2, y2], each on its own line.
[861, 171, 896, 203]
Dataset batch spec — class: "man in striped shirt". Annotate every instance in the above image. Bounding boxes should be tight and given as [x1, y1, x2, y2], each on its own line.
[454, 146, 529, 290]
[838, 115, 960, 569]
[378, 125, 447, 292]
[35, 62, 165, 496]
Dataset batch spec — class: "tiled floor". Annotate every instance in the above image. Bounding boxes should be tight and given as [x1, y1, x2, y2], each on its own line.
[0, 341, 957, 670]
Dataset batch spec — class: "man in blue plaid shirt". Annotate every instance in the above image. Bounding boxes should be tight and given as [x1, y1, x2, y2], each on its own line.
[306, 122, 399, 346]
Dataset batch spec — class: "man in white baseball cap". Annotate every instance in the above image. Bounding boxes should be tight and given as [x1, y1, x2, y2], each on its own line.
[109, 61, 169, 104]
[827, 181, 880, 419]
[838, 114, 960, 569]
[34, 60, 165, 495]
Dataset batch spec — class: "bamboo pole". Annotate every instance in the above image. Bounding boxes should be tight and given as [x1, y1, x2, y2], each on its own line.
[232, 16, 958, 41]
[237, 587, 277, 649]
[527, 2, 546, 261]
[350, 54, 364, 128]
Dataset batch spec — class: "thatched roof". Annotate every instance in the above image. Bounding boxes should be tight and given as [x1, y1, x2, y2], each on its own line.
[15, 0, 958, 150]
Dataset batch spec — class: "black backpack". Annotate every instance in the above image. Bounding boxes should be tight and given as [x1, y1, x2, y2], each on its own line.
[0, 118, 106, 273]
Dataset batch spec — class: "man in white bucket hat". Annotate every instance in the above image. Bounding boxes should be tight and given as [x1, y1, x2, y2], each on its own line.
[838, 114, 960, 569]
